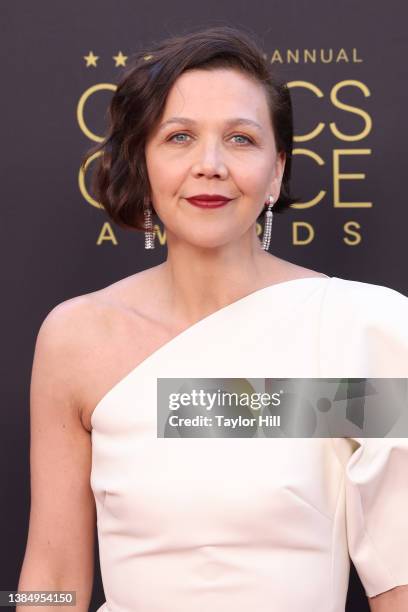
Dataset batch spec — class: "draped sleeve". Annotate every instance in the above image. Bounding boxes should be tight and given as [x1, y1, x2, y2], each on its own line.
[319, 277, 408, 377]
[332, 437, 408, 597]
[323, 278, 408, 596]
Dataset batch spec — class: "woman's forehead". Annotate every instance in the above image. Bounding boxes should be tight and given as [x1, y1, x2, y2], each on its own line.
[162, 69, 270, 123]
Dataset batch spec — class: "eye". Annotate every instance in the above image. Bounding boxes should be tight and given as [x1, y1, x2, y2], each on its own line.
[165, 132, 255, 145]
[167, 132, 191, 144]
[231, 134, 254, 145]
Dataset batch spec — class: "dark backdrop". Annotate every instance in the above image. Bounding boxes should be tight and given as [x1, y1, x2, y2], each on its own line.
[2, 1, 407, 610]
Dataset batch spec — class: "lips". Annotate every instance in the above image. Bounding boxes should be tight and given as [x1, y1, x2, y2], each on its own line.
[185, 194, 233, 208]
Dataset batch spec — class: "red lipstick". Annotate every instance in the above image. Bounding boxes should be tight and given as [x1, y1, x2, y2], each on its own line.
[185, 194, 233, 209]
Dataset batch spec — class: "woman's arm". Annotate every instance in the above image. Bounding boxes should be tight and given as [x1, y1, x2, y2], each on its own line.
[17, 301, 96, 611]
[369, 585, 408, 611]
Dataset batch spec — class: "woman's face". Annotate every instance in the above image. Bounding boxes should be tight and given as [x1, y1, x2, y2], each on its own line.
[144, 68, 286, 249]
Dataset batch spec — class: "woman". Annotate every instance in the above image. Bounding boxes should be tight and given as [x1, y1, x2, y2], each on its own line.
[18, 25, 408, 612]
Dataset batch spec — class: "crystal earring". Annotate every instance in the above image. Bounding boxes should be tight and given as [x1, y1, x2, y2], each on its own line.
[261, 195, 274, 251]
[144, 203, 155, 249]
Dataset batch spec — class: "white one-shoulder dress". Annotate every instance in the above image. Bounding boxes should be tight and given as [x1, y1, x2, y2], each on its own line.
[90, 276, 408, 612]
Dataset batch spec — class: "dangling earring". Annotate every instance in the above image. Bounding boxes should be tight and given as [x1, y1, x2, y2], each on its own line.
[261, 194, 274, 251]
[144, 202, 155, 249]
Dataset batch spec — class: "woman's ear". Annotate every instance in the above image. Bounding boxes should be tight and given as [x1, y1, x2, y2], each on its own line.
[269, 151, 286, 196]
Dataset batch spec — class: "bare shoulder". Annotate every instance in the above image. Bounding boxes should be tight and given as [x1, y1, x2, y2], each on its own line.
[38, 267, 159, 356]
[37, 268, 168, 431]
[39, 292, 107, 340]
[36, 290, 114, 378]
[33, 293, 113, 425]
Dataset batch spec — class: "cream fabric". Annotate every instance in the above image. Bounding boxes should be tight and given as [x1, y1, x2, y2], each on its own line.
[90, 276, 408, 611]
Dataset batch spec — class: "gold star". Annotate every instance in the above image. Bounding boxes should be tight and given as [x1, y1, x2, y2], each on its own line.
[83, 51, 99, 67]
[113, 51, 128, 67]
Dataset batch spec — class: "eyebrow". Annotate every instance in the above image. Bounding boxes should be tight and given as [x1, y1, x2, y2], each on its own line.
[158, 117, 263, 132]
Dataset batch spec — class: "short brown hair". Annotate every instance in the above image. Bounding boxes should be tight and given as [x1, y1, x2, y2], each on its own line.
[81, 25, 300, 232]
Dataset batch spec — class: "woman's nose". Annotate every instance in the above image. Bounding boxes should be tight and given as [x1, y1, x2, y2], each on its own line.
[191, 140, 228, 178]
